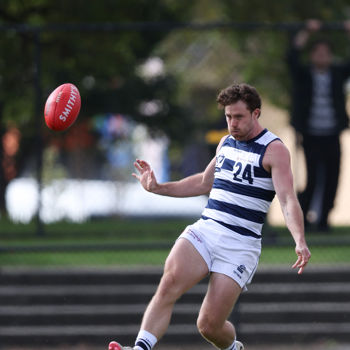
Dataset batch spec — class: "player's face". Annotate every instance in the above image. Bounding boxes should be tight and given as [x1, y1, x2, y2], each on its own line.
[225, 101, 260, 141]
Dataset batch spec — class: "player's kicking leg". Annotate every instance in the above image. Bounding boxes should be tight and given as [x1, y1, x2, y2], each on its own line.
[109, 237, 209, 350]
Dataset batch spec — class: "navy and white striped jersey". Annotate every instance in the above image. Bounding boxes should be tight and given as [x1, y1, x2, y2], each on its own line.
[201, 128, 280, 240]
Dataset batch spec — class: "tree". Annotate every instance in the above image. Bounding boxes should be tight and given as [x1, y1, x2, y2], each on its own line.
[0, 0, 195, 214]
[1, 0, 350, 217]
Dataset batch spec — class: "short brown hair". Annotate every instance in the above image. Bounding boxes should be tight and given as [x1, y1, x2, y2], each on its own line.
[216, 83, 261, 113]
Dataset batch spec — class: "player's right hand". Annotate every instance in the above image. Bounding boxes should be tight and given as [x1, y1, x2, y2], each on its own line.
[132, 159, 159, 193]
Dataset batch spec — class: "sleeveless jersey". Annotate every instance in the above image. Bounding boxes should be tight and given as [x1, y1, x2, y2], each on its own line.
[201, 128, 280, 240]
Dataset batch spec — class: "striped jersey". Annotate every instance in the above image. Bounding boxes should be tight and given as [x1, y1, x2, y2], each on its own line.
[201, 128, 280, 240]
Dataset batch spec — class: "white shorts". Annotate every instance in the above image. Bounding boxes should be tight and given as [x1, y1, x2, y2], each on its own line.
[179, 218, 261, 291]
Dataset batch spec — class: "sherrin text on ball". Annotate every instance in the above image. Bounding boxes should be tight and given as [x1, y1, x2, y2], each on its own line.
[44, 83, 81, 131]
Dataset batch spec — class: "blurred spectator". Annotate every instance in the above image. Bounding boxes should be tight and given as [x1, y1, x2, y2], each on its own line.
[287, 19, 350, 231]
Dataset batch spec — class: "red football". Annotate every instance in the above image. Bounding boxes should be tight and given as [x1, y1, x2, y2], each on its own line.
[44, 83, 81, 131]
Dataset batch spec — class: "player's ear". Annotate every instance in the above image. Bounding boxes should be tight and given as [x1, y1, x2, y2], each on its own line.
[253, 108, 261, 119]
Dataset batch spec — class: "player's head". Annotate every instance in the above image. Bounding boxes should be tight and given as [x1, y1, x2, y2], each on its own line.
[217, 83, 262, 141]
[217, 83, 261, 117]
[309, 39, 333, 71]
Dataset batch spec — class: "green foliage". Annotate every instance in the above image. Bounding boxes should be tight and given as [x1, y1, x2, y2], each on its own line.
[221, 0, 350, 22]
[217, 0, 350, 107]
[0, 0, 195, 132]
[2, 0, 350, 182]
[0, 0, 197, 189]
[2, 0, 350, 129]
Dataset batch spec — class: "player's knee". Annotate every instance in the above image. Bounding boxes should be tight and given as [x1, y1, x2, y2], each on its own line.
[197, 313, 220, 341]
[155, 271, 182, 302]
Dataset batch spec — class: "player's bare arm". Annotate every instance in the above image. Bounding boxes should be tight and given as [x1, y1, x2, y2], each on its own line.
[133, 136, 228, 198]
[263, 140, 311, 274]
[132, 159, 214, 197]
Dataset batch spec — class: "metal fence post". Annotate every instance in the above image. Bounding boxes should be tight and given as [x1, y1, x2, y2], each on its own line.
[34, 29, 44, 236]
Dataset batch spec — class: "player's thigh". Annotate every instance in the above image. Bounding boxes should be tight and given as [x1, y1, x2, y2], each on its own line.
[199, 272, 242, 324]
[161, 237, 209, 295]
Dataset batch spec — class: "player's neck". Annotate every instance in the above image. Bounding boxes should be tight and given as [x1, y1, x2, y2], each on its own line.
[238, 124, 264, 142]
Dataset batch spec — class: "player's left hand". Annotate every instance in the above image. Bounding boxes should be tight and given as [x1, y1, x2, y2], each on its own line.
[292, 244, 311, 274]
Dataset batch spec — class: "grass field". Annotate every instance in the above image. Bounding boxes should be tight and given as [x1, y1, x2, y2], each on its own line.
[1, 217, 350, 266]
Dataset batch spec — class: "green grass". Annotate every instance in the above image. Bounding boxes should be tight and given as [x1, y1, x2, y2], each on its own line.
[0, 217, 187, 267]
[2, 246, 349, 267]
[0, 217, 192, 238]
[1, 217, 350, 267]
[260, 245, 350, 265]
[0, 250, 169, 266]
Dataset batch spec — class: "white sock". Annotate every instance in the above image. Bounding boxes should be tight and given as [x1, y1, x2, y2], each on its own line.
[134, 329, 157, 350]
[222, 340, 237, 350]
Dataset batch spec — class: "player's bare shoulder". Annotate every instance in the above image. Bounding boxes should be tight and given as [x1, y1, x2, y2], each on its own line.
[262, 139, 291, 173]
